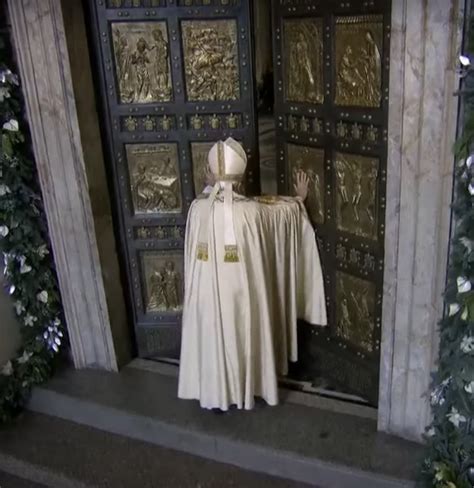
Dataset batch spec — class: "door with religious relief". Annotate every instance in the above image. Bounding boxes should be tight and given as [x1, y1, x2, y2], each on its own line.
[88, 0, 258, 359]
[273, 0, 390, 404]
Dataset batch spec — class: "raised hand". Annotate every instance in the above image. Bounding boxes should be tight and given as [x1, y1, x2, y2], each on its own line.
[294, 170, 310, 201]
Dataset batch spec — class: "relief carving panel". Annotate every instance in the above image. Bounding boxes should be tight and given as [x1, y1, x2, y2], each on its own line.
[112, 22, 172, 104]
[182, 20, 240, 101]
[283, 18, 324, 104]
[141, 252, 183, 312]
[126, 143, 182, 214]
[334, 152, 378, 239]
[287, 143, 325, 224]
[336, 272, 375, 353]
[190, 142, 214, 197]
[335, 15, 383, 108]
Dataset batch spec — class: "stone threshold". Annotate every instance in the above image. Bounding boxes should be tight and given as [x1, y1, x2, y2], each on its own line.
[27, 364, 423, 488]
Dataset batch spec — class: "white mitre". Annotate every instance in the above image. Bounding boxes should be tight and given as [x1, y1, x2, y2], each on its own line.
[208, 137, 247, 183]
[197, 138, 247, 263]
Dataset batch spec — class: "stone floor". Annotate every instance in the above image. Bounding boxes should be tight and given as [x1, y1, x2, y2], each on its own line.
[24, 366, 422, 488]
[0, 470, 46, 488]
[0, 412, 309, 488]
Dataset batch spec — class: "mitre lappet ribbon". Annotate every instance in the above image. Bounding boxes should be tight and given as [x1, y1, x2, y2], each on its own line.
[196, 138, 246, 263]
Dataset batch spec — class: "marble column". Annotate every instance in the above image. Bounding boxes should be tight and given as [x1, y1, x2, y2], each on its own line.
[379, 0, 463, 441]
[7, 0, 120, 371]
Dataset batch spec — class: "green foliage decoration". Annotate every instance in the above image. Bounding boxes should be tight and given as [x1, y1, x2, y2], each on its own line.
[0, 28, 65, 422]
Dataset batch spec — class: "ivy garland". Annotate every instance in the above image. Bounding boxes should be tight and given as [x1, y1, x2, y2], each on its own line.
[0, 29, 65, 422]
[421, 15, 474, 488]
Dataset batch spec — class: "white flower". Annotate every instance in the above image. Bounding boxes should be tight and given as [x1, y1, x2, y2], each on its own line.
[18, 256, 32, 274]
[14, 301, 25, 315]
[0, 86, 10, 102]
[461, 307, 469, 321]
[467, 154, 473, 168]
[0, 184, 11, 196]
[37, 290, 48, 303]
[36, 245, 49, 258]
[1, 361, 13, 376]
[3, 119, 18, 131]
[460, 336, 474, 353]
[426, 427, 435, 437]
[17, 351, 33, 364]
[469, 182, 474, 196]
[0, 225, 9, 237]
[465, 381, 474, 394]
[457, 276, 471, 293]
[24, 314, 37, 326]
[459, 237, 473, 253]
[447, 407, 466, 427]
[448, 303, 460, 316]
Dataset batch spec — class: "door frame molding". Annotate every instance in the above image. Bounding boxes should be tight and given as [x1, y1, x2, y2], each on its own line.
[378, 0, 463, 439]
[7, 0, 464, 441]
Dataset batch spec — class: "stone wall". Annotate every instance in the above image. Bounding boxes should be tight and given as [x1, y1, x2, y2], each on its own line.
[378, 0, 463, 440]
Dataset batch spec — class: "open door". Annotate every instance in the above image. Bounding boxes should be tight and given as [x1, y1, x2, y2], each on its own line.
[88, 0, 259, 359]
[272, 1, 391, 405]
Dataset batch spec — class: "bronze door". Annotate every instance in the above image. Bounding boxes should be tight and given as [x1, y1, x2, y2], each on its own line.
[273, 1, 391, 404]
[88, 0, 258, 359]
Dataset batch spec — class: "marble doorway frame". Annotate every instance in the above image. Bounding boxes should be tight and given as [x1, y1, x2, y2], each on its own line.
[7, 0, 464, 441]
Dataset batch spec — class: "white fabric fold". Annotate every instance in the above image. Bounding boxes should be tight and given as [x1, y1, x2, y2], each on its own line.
[178, 195, 327, 411]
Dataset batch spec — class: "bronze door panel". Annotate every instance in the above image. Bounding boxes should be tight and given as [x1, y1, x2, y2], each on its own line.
[181, 19, 240, 102]
[126, 143, 182, 215]
[334, 152, 379, 240]
[111, 22, 173, 104]
[273, 0, 391, 404]
[89, 0, 258, 358]
[282, 18, 324, 104]
[334, 15, 383, 108]
[141, 252, 184, 313]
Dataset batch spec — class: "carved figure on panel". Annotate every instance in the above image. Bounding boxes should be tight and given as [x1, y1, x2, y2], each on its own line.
[112, 22, 172, 104]
[283, 19, 324, 104]
[312, 118, 322, 134]
[145, 256, 183, 312]
[113, 28, 133, 99]
[365, 165, 378, 223]
[127, 143, 181, 214]
[334, 152, 378, 239]
[226, 113, 238, 129]
[152, 28, 171, 100]
[210, 114, 220, 129]
[335, 159, 349, 205]
[336, 273, 375, 353]
[161, 115, 171, 131]
[148, 268, 167, 310]
[131, 37, 153, 102]
[335, 16, 383, 108]
[182, 21, 239, 102]
[351, 166, 363, 221]
[300, 116, 309, 133]
[351, 122, 361, 139]
[337, 121, 347, 138]
[164, 261, 180, 309]
[191, 142, 214, 197]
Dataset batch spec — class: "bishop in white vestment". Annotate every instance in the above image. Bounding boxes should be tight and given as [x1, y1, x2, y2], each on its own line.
[178, 138, 327, 411]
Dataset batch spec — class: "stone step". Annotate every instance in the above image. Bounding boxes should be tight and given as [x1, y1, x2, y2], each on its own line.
[0, 413, 307, 488]
[26, 363, 423, 488]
